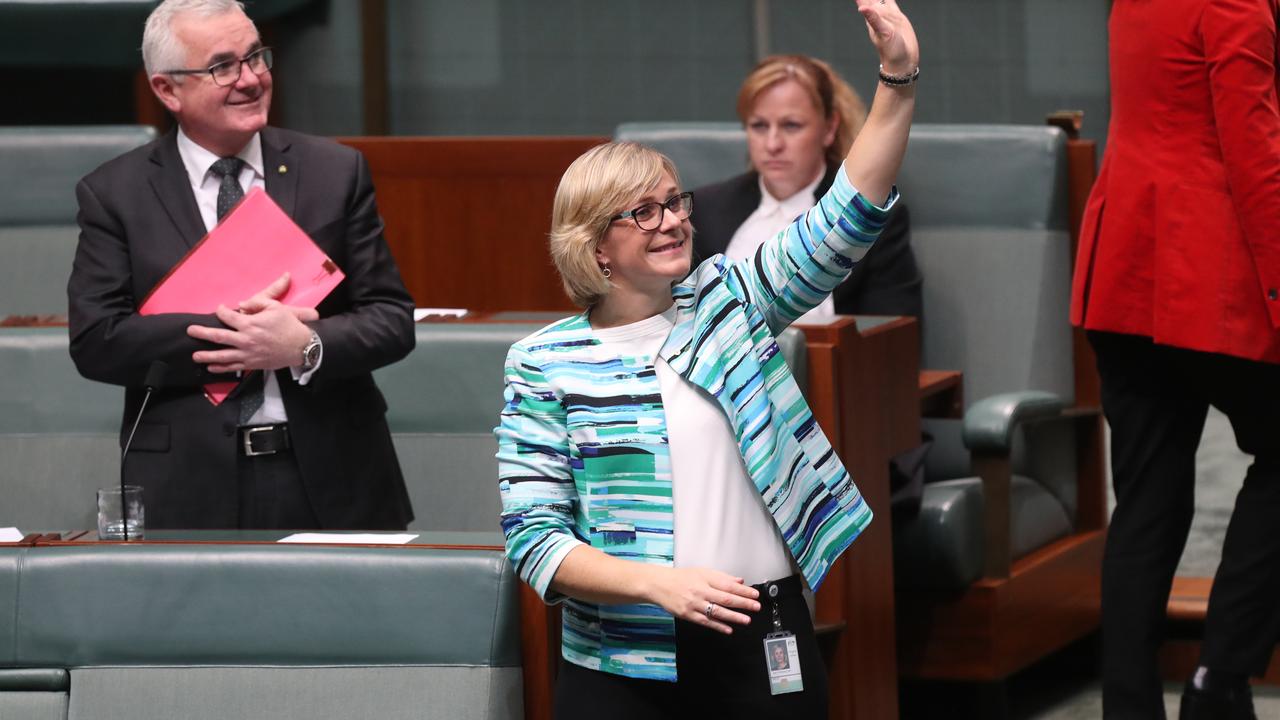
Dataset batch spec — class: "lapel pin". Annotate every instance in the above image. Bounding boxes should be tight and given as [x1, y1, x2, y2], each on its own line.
[277, 164, 288, 175]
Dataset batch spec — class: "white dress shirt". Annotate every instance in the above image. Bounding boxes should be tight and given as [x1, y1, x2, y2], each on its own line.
[724, 170, 836, 323]
[175, 128, 319, 425]
[592, 307, 796, 586]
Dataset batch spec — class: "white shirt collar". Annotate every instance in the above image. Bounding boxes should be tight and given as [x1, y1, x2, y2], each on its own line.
[756, 167, 825, 216]
[175, 127, 264, 189]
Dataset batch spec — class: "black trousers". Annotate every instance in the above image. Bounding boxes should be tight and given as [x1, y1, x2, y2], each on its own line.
[235, 444, 320, 530]
[553, 575, 827, 720]
[1090, 331, 1280, 719]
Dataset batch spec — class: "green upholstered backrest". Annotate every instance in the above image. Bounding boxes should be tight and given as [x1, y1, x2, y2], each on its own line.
[0, 328, 120, 434]
[4, 540, 518, 667]
[0, 538, 522, 720]
[614, 121, 749, 190]
[0, 126, 157, 227]
[0, 126, 157, 315]
[0, 328, 120, 531]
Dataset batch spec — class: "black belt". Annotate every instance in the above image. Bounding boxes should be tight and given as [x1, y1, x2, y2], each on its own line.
[239, 424, 291, 457]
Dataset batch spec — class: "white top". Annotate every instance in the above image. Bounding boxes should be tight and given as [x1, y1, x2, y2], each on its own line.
[591, 307, 794, 585]
[724, 171, 835, 323]
[176, 128, 318, 424]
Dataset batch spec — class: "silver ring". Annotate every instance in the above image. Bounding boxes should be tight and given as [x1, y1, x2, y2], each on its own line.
[704, 602, 716, 620]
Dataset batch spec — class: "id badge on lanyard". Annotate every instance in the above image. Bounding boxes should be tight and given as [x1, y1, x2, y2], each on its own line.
[761, 581, 804, 695]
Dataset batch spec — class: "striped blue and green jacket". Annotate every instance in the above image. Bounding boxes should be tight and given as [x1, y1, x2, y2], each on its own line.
[496, 165, 895, 681]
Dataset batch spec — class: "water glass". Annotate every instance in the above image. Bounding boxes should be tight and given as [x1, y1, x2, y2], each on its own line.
[97, 485, 145, 540]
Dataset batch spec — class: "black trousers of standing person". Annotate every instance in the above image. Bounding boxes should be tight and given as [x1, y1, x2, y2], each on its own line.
[1089, 331, 1280, 719]
[553, 574, 827, 720]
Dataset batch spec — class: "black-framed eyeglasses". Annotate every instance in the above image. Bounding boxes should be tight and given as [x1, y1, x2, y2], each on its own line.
[611, 191, 693, 231]
[163, 47, 273, 87]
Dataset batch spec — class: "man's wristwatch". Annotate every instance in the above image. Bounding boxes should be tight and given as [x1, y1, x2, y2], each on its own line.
[300, 330, 322, 372]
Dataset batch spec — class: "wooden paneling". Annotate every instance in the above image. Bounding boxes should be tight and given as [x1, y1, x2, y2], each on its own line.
[518, 585, 559, 720]
[802, 316, 921, 720]
[336, 136, 607, 313]
[897, 531, 1105, 680]
[359, 0, 388, 136]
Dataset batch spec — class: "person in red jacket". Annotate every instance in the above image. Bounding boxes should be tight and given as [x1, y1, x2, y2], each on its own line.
[1071, 1, 1280, 717]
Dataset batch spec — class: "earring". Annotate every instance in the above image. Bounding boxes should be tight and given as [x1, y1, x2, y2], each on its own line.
[601, 266, 612, 279]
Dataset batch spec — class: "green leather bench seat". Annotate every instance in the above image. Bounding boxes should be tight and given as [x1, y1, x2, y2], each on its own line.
[0, 126, 156, 315]
[0, 537, 521, 720]
[616, 122, 1078, 591]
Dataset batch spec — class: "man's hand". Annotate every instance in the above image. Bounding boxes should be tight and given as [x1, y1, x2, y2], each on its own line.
[236, 272, 318, 321]
[186, 273, 319, 373]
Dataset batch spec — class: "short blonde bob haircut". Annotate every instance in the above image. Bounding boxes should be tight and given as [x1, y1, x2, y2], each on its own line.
[549, 141, 680, 309]
[736, 54, 867, 168]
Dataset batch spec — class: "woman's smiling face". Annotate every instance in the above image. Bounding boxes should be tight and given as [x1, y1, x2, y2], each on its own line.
[594, 171, 693, 298]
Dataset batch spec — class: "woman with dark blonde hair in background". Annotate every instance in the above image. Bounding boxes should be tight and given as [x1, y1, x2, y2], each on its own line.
[496, 2, 919, 717]
[694, 53, 921, 323]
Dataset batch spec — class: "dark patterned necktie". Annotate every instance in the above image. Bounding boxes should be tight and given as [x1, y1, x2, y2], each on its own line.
[210, 156, 245, 222]
[210, 157, 263, 423]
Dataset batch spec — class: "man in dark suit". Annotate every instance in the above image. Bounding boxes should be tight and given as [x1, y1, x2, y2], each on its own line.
[693, 166, 920, 318]
[67, 0, 415, 530]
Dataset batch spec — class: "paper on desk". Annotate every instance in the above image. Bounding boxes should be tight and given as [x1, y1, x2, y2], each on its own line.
[414, 308, 468, 321]
[278, 533, 419, 545]
[0, 527, 24, 543]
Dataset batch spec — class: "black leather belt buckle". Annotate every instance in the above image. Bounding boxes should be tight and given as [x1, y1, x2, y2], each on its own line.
[241, 424, 291, 456]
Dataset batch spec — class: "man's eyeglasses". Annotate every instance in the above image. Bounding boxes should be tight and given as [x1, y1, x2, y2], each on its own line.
[611, 192, 693, 231]
[163, 47, 274, 87]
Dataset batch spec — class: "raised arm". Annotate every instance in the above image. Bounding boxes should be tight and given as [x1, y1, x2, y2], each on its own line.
[844, 0, 919, 205]
[722, 0, 919, 334]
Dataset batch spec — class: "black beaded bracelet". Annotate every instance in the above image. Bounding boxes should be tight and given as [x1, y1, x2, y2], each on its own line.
[878, 64, 920, 86]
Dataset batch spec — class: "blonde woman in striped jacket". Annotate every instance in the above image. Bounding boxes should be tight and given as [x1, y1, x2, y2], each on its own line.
[496, 2, 917, 716]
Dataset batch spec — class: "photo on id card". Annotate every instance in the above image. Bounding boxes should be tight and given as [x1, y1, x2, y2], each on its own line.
[764, 634, 803, 695]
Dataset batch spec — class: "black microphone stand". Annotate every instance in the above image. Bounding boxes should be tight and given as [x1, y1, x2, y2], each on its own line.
[119, 361, 167, 540]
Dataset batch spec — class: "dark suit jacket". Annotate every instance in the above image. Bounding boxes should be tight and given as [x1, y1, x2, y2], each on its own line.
[692, 165, 922, 319]
[68, 127, 416, 530]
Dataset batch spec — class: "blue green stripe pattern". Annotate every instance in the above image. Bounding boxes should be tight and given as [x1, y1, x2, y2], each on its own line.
[496, 164, 895, 681]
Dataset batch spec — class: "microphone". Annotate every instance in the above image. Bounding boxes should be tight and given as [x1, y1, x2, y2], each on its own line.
[118, 360, 167, 540]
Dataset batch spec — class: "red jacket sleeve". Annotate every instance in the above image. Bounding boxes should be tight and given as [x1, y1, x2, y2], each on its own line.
[1202, 0, 1280, 326]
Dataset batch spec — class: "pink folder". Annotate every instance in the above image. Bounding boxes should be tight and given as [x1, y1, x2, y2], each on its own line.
[140, 187, 345, 404]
